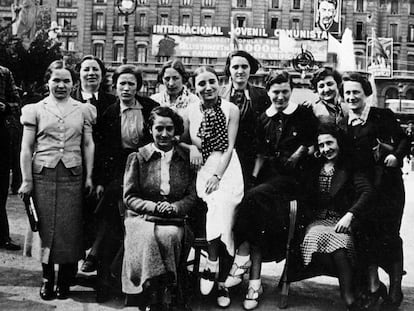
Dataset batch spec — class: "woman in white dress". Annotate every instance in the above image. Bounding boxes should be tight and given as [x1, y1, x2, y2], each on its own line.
[184, 66, 244, 308]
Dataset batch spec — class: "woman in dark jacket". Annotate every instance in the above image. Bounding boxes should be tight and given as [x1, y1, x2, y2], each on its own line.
[301, 124, 372, 311]
[342, 72, 409, 308]
[94, 64, 159, 302]
[122, 106, 197, 311]
[219, 50, 271, 188]
[71, 55, 116, 273]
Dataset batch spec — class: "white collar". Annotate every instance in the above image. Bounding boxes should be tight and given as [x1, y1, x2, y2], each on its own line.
[81, 90, 99, 101]
[266, 102, 298, 117]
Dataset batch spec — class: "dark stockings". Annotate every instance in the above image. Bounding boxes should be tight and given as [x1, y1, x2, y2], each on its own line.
[332, 249, 355, 306]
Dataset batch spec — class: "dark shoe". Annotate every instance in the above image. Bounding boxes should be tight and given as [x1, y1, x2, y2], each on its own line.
[55, 285, 70, 299]
[1, 240, 21, 251]
[40, 281, 55, 300]
[362, 282, 388, 309]
[382, 290, 403, 309]
[81, 255, 97, 273]
[96, 285, 111, 303]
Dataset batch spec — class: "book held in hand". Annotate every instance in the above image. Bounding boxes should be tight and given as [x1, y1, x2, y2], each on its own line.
[24, 197, 39, 232]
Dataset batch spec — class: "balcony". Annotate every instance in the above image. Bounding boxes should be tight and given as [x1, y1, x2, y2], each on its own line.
[91, 25, 107, 33]
[134, 26, 150, 33]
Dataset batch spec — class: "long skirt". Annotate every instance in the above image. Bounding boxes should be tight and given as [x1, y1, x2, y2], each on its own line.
[301, 214, 356, 266]
[32, 161, 84, 264]
[196, 151, 244, 256]
[122, 216, 185, 295]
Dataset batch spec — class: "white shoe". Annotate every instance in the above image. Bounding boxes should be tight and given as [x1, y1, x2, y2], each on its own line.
[200, 268, 216, 295]
[224, 260, 251, 288]
[243, 285, 263, 310]
[217, 286, 231, 308]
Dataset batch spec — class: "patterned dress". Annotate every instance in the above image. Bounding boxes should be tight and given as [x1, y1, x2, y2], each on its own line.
[301, 167, 356, 266]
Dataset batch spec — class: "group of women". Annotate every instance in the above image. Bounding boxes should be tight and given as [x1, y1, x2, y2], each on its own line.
[17, 51, 407, 311]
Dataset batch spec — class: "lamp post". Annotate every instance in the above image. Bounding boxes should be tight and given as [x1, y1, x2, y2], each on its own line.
[117, 0, 137, 64]
[398, 82, 404, 112]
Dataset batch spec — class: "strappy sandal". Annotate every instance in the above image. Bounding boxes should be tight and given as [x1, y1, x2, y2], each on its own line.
[224, 260, 251, 288]
[200, 268, 216, 295]
[243, 285, 263, 310]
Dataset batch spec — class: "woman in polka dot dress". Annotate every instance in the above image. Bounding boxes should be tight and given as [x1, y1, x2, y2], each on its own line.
[184, 66, 244, 307]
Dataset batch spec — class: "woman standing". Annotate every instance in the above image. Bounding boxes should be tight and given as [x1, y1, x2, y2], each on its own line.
[122, 107, 197, 311]
[342, 72, 408, 308]
[185, 66, 243, 308]
[228, 70, 317, 310]
[150, 59, 199, 120]
[94, 64, 158, 302]
[301, 124, 372, 311]
[220, 51, 270, 187]
[72, 55, 116, 273]
[19, 60, 96, 300]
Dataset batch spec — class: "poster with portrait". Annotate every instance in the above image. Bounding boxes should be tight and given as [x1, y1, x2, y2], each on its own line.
[314, 0, 342, 35]
[366, 37, 393, 77]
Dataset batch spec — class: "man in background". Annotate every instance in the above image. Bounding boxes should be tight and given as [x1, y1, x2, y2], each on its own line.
[315, 0, 339, 34]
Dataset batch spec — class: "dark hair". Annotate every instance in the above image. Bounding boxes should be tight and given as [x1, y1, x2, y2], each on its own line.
[157, 59, 189, 84]
[75, 55, 107, 77]
[44, 60, 77, 84]
[193, 66, 219, 81]
[339, 72, 373, 97]
[311, 67, 342, 91]
[264, 70, 293, 91]
[316, 123, 350, 166]
[319, 0, 337, 9]
[224, 50, 260, 77]
[112, 64, 143, 90]
[148, 106, 184, 136]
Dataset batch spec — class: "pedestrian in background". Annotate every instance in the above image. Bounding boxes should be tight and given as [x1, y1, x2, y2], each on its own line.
[0, 64, 21, 251]
[19, 60, 96, 300]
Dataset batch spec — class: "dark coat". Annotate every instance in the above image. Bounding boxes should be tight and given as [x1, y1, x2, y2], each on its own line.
[219, 83, 271, 181]
[95, 96, 159, 188]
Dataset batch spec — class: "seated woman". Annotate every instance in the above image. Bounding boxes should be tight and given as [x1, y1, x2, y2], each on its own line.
[122, 107, 197, 311]
[301, 124, 372, 311]
[227, 70, 318, 310]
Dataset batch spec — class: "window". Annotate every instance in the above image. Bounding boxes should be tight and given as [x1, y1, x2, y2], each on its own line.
[94, 12, 105, 30]
[61, 37, 76, 51]
[391, 0, 399, 14]
[202, 0, 214, 6]
[160, 14, 169, 25]
[138, 13, 147, 28]
[409, 25, 414, 42]
[411, 0, 414, 15]
[116, 14, 125, 30]
[94, 0, 105, 3]
[292, 18, 300, 30]
[181, 57, 191, 64]
[271, 0, 279, 8]
[114, 45, 124, 62]
[137, 0, 148, 4]
[408, 55, 414, 72]
[270, 17, 278, 29]
[356, 22, 363, 40]
[393, 53, 398, 70]
[236, 16, 246, 28]
[182, 14, 191, 26]
[293, 0, 300, 10]
[0, 0, 13, 5]
[158, 56, 170, 63]
[203, 15, 212, 26]
[355, 51, 365, 70]
[94, 43, 104, 59]
[136, 45, 147, 63]
[237, 0, 246, 7]
[390, 23, 398, 41]
[159, 0, 170, 4]
[57, 0, 77, 7]
[356, 0, 363, 12]
[57, 16, 77, 31]
[385, 88, 398, 100]
[182, 0, 191, 5]
[200, 58, 216, 65]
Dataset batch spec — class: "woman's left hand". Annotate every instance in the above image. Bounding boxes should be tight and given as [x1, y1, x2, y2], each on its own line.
[384, 154, 399, 167]
[84, 177, 94, 197]
[205, 175, 220, 195]
[335, 212, 354, 233]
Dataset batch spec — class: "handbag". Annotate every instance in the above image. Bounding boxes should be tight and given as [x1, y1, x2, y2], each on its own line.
[145, 214, 186, 226]
[23, 197, 39, 232]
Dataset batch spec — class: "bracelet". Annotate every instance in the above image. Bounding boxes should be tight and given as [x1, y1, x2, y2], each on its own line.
[213, 174, 221, 181]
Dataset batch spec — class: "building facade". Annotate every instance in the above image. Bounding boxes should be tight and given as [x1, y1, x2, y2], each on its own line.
[3, 0, 414, 110]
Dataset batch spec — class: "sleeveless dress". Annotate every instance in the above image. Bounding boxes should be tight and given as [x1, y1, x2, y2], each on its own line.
[188, 99, 244, 256]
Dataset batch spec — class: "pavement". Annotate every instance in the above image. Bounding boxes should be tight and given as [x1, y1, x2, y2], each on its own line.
[1, 167, 414, 310]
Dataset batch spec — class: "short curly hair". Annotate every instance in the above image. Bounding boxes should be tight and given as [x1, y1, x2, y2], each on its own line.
[311, 67, 342, 91]
[112, 64, 143, 90]
[147, 106, 184, 136]
[157, 59, 189, 84]
[264, 70, 293, 91]
[224, 50, 261, 77]
[339, 72, 373, 97]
